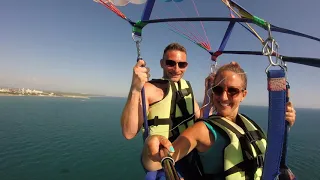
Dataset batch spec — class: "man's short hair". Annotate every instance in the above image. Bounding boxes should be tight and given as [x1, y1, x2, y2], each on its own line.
[163, 43, 187, 58]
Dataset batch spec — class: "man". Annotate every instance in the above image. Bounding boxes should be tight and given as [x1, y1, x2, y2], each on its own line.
[120, 43, 202, 179]
[121, 42, 201, 140]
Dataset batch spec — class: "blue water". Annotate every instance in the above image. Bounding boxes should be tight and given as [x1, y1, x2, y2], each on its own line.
[0, 96, 319, 180]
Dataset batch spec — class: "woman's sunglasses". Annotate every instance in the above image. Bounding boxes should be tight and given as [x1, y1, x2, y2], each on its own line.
[212, 86, 245, 97]
[165, 60, 188, 69]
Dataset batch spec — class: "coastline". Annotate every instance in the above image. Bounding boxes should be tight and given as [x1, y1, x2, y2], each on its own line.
[0, 93, 89, 99]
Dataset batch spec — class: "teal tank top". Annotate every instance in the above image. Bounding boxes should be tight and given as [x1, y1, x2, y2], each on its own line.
[198, 122, 229, 176]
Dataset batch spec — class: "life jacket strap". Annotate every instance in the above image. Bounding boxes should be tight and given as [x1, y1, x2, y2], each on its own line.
[241, 130, 264, 143]
[203, 154, 264, 179]
[146, 116, 194, 127]
[176, 88, 192, 101]
[240, 113, 267, 139]
[204, 116, 265, 179]
[223, 154, 264, 177]
[168, 80, 195, 141]
[147, 116, 172, 126]
[170, 81, 191, 117]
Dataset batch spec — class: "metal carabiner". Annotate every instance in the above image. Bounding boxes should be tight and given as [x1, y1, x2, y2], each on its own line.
[263, 23, 282, 73]
[132, 33, 142, 60]
[210, 61, 218, 74]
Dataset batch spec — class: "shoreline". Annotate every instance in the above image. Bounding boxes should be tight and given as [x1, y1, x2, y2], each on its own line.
[0, 93, 89, 99]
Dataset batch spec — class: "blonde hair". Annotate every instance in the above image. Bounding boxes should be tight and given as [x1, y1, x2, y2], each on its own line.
[214, 62, 247, 89]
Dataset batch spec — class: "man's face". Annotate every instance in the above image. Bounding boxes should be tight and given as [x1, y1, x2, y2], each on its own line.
[161, 50, 188, 82]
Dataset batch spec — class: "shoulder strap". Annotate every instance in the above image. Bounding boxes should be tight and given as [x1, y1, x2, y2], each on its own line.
[212, 117, 263, 179]
[148, 78, 168, 84]
[147, 116, 172, 126]
[176, 80, 193, 102]
[170, 81, 193, 119]
[240, 113, 267, 139]
[168, 80, 195, 140]
[186, 80, 195, 115]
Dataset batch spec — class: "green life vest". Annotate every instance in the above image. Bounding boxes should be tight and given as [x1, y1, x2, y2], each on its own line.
[143, 78, 195, 141]
[199, 114, 267, 180]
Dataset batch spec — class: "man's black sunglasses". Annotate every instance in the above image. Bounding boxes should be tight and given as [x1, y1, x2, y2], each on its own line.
[165, 60, 188, 69]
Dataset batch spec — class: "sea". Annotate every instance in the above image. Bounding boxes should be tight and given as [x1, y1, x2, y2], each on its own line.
[0, 96, 319, 180]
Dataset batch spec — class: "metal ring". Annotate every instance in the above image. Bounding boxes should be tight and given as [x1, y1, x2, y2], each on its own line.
[210, 61, 218, 73]
[132, 33, 142, 43]
[161, 156, 175, 166]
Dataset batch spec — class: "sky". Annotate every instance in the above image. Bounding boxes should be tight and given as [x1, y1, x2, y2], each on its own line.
[1, 0, 320, 108]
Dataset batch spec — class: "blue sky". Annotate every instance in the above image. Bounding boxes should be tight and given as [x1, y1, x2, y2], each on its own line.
[1, 0, 320, 108]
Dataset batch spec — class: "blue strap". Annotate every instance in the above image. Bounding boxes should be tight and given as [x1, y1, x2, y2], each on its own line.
[228, 10, 261, 41]
[139, 0, 156, 141]
[202, 91, 211, 118]
[141, 1, 173, 179]
[145, 170, 162, 180]
[203, 22, 235, 118]
[141, 87, 149, 140]
[218, 21, 235, 52]
[262, 69, 287, 180]
[281, 84, 290, 166]
[270, 24, 320, 42]
[135, 57, 149, 141]
[141, 0, 156, 21]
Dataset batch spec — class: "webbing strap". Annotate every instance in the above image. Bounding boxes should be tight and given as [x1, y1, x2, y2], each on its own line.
[281, 84, 290, 167]
[211, 21, 235, 61]
[147, 117, 172, 126]
[205, 118, 263, 179]
[262, 69, 287, 180]
[168, 81, 194, 141]
[203, 22, 236, 119]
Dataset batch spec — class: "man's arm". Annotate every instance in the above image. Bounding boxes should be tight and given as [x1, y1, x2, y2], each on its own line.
[120, 60, 150, 140]
[121, 88, 146, 139]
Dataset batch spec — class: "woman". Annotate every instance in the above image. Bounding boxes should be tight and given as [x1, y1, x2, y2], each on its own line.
[142, 62, 296, 180]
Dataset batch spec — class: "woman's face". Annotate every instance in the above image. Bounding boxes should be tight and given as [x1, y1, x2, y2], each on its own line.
[212, 70, 247, 120]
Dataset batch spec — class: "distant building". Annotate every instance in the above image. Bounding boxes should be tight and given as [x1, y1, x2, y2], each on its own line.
[25, 89, 43, 94]
[0, 88, 10, 92]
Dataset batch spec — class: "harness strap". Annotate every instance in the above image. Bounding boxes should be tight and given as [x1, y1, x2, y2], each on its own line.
[240, 113, 267, 139]
[213, 117, 263, 145]
[236, 116, 263, 155]
[147, 116, 172, 126]
[171, 81, 191, 118]
[223, 154, 264, 177]
[169, 81, 178, 139]
[262, 69, 287, 180]
[203, 154, 264, 179]
[236, 116, 265, 179]
[148, 79, 169, 84]
[169, 80, 195, 141]
[186, 81, 195, 119]
[145, 79, 195, 141]
[211, 117, 264, 179]
[281, 83, 290, 167]
[147, 116, 192, 127]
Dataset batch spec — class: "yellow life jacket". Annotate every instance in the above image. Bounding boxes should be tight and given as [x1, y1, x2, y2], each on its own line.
[200, 114, 267, 180]
[144, 78, 195, 141]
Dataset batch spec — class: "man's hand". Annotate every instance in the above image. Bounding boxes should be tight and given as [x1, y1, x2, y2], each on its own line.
[131, 59, 150, 92]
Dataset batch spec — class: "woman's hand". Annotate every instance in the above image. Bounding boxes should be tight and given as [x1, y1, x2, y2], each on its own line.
[205, 73, 216, 90]
[285, 101, 296, 127]
[144, 135, 175, 162]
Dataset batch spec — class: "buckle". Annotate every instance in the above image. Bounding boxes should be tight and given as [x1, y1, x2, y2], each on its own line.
[153, 116, 159, 126]
[245, 132, 256, 143]
[176, 91, 183, 102]
[255, 155, 264, 168]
